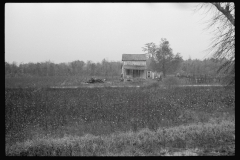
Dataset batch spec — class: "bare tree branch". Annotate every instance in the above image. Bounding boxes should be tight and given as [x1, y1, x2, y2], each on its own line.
[196, 3, 235, 85]
[211, 2, 235, 26]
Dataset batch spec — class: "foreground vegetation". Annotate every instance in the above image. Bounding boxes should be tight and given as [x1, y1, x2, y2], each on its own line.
[6, 119, 235, 156]
[5, 84, 235, 156]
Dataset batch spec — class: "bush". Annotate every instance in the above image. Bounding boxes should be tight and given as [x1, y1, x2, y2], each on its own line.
[163, 76, 180, 89]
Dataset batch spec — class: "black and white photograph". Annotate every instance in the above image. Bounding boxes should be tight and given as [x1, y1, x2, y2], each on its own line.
[5, 2, 235, 156]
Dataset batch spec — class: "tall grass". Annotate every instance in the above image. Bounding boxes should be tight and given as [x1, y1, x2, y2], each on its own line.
[6, 119, 235, 156]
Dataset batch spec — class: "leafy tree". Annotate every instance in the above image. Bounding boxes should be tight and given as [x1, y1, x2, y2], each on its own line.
[5, 62, 11, 75]
[167, 52, 183, 74]
[90, 63, 96, 76]
[70, 60, 85, 75]
[142, 38, 183, 77]
[101, 59, 110, 77]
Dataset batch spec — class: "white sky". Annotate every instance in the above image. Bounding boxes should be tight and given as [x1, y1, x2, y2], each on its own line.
[5, 3, 215, 64]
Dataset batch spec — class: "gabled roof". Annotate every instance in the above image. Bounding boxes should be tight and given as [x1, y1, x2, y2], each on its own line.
[122, 54, 146, 61]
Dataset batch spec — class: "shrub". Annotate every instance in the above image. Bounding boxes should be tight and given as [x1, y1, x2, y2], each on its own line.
[163, 76, 180, 89]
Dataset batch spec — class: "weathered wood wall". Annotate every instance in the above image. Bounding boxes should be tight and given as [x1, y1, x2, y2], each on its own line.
[123, 61, 146, 66]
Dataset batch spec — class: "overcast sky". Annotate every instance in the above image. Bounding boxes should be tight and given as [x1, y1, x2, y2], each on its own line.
[5, 3, 215, 64]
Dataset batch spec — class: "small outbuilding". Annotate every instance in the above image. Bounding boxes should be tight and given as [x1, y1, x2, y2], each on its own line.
[147, 71, 163, 80]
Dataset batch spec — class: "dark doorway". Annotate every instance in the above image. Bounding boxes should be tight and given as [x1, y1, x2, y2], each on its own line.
[133, 70, 140, 78]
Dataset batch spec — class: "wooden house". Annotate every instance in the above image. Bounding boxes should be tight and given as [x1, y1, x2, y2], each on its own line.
[121, 54, 147, 81]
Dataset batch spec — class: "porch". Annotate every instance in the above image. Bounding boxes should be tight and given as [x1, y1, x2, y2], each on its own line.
[122, 65, 146, 80]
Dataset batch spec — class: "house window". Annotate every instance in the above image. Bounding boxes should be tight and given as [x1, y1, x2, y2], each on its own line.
[147, 71, 151, 78]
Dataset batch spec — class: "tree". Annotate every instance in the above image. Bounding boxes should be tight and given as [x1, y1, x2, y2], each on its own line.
[197, 2, 235, 85]
[142, 38, 182, 77]
[167, 53, 183, 74]
[70, 60, 85, 75]
[76, 60, 85, 75]
[101, 59, 109, 77]
[90, 63, 96, 76]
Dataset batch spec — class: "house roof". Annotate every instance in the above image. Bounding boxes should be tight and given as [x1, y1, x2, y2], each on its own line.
[123, 65, 146, 70]
[122, 54, 146, 61]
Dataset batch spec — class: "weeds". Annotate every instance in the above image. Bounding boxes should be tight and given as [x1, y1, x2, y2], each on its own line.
[6, 120, 235, 156]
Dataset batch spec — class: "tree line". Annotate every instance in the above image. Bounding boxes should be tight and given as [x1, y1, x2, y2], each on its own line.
[5, 59, 122, 78]
[5, 56, 227, 79]
[5, 37, 232, 80]
[178, 58, 227, 78]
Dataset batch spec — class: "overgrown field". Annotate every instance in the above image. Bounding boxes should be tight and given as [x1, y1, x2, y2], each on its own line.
[5, 75, 220, 88]
[5, 86, 235, 156]
[5, 75, 121, 88]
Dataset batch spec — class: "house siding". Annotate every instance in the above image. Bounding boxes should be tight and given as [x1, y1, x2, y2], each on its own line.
[123, 61, 146, 66]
